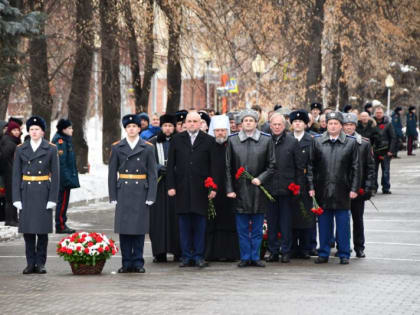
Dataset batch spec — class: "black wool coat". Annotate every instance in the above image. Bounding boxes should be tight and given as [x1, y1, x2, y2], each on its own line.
[166, 131, 217, 216]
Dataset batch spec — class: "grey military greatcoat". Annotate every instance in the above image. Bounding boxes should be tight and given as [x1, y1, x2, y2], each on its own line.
[12, 139, 60, 234]
[108, 138, 158, 235]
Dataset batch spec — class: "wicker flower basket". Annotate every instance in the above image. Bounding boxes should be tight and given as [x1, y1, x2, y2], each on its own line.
[70, 259, 106, 275]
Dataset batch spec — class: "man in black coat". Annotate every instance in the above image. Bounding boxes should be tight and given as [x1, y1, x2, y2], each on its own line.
[356, 112, 380, 147]
[265, 112, 303, 263]
[149, 114, 181, 262]
[343, 113, 375, 258]
[0, 120, 22, 226]
[52, 119, 80, 234]
[167, 111, 217, 268]
[308, 112, 360, 264]
[372, 106, 396, 194]
[226, 109, 275, 268]
[289, 110, 317, 258]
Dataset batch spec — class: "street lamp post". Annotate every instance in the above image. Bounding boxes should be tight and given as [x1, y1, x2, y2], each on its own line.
[203, 51, 212, 109]
[385, 74, 395, 116]
[252, 54, 265, 105]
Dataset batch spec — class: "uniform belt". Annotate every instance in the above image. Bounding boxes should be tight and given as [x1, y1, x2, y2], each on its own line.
[119, 174, 147, 180]
[22, 175, 50, 181]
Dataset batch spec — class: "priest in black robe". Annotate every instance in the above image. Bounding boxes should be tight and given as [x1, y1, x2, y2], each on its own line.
[205, 115, 240, 261]
[149, 114, 181, 262]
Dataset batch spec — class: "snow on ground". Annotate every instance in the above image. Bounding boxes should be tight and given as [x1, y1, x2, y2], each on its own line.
[69, 115, 112, 204]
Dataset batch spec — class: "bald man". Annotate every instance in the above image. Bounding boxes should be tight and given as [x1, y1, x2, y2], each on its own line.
[167, 112, 217, 268]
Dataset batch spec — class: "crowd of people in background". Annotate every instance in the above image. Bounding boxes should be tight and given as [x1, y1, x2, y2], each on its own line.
[0, 101, 418, 274]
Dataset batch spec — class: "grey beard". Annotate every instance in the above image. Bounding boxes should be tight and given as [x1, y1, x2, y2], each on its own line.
[215, 136, 227, 144]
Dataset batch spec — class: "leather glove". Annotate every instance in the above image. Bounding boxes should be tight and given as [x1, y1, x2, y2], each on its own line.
[46, 201, 56, 209]
[13, 201, 22, 210]
[145, 200, 154, 206]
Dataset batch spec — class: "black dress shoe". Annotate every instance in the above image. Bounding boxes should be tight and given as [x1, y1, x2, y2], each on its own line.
[355, 250, 366, 258]
[382, 190, 392, 194]
[23, 265, 36, 274]
[309, 249, 318, 256]
[117, 267, 130, 273]
[340, 258, 349, 265]
[153, 255, 167, 263]
[237, 260, 249, 268]
[300, 253, 311, 259]
[56, 227, 75, 234]
[179, 261, 190, 268]
[133, 267, 145, 273]
[196, 260, 209, 268]
[314, 257, 329, 264]
[281, 254, 291, 263]
[36, 265, 47, 274]
[250, 260, 266, 267]
[265, 254, 279, 262]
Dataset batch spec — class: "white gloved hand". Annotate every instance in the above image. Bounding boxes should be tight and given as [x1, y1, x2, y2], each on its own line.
[111, 200, 117, 205]
[46, 201, 56, 209]
[47, 201, 57, 210]
[13, 201, 22, 210]
[145, 200, 154, 206]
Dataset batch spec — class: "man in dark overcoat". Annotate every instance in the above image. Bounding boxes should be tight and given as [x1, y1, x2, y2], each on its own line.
[308, 112, 360, 265]
[226, 109, 275, 268]
[343, 113, 375, 258]
[12, 116, 59, 274]
[108, 114, 158, 273]
[52, 119, 80, 234]
[149, 114, 181, 262]
[167, 111, 217, 268]
[289, 110, 317, 259]
[265, 112, 303, 263]
[406, 106, 418, 156]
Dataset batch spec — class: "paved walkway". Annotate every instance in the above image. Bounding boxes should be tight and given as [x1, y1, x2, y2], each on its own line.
[0, 151, 419, 314]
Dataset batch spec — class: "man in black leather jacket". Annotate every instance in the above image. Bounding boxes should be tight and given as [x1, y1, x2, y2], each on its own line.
[226, 109, 275, 268]
[308, 112, 360, 265]
[343, 113, 375, 259]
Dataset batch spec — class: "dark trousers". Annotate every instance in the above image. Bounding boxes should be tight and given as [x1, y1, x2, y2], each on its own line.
[351, 198, 365, 251]
[374, 155, 391, 192]
[311, 224, 318, 250]
[235, 213, 264, 261]
[407, 136, 414, 155]
[178, 213, 206, 263]
[23, 234, 48, 267]
[292, 228, 312, 254]
[267, 195, 292, 255]
[318, 209, 351, 259]
[55, 188, 71, 231]
[119, 234, 145, 269]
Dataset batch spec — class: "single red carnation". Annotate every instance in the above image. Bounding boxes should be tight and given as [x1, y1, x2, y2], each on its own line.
[88, 242, 94, 247]
[98, 247, 104, 253]
[235, 167, 245, 180]
[112, 249, 116, 255]
[379, 124, 385, 129]
[66, 249, 73, 254]
[84, 248, 89, 254]
[76, 246, 81, 251]
[105, 246, 110, 251]
[358, 188, 365, 195]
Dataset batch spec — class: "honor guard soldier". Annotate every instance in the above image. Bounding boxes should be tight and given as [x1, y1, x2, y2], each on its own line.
[12, 116, 59, 274]
[52, 119, 80, 234]
[108, 114, 158, 273]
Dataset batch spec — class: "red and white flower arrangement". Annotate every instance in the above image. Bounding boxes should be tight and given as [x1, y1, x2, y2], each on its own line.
[57, 232, 118, 267]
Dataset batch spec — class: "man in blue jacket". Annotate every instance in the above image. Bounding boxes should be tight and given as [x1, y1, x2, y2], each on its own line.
[52, 119, 80, 234]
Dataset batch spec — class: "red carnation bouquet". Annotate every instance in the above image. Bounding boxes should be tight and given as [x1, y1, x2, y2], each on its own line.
[204, 177, 218, 219]
[311, 196, 324, 216]
[358, 188, 365, 196]
[288, 182, 300, 196]
[235, 166, 275, 202]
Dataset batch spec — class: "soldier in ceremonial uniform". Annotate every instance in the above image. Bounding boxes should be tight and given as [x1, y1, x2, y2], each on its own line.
[343, 113, 375, 258]
[12, 116, 59, 274]
[108, 114, 158, 273]
[52, 119, 80, 234]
